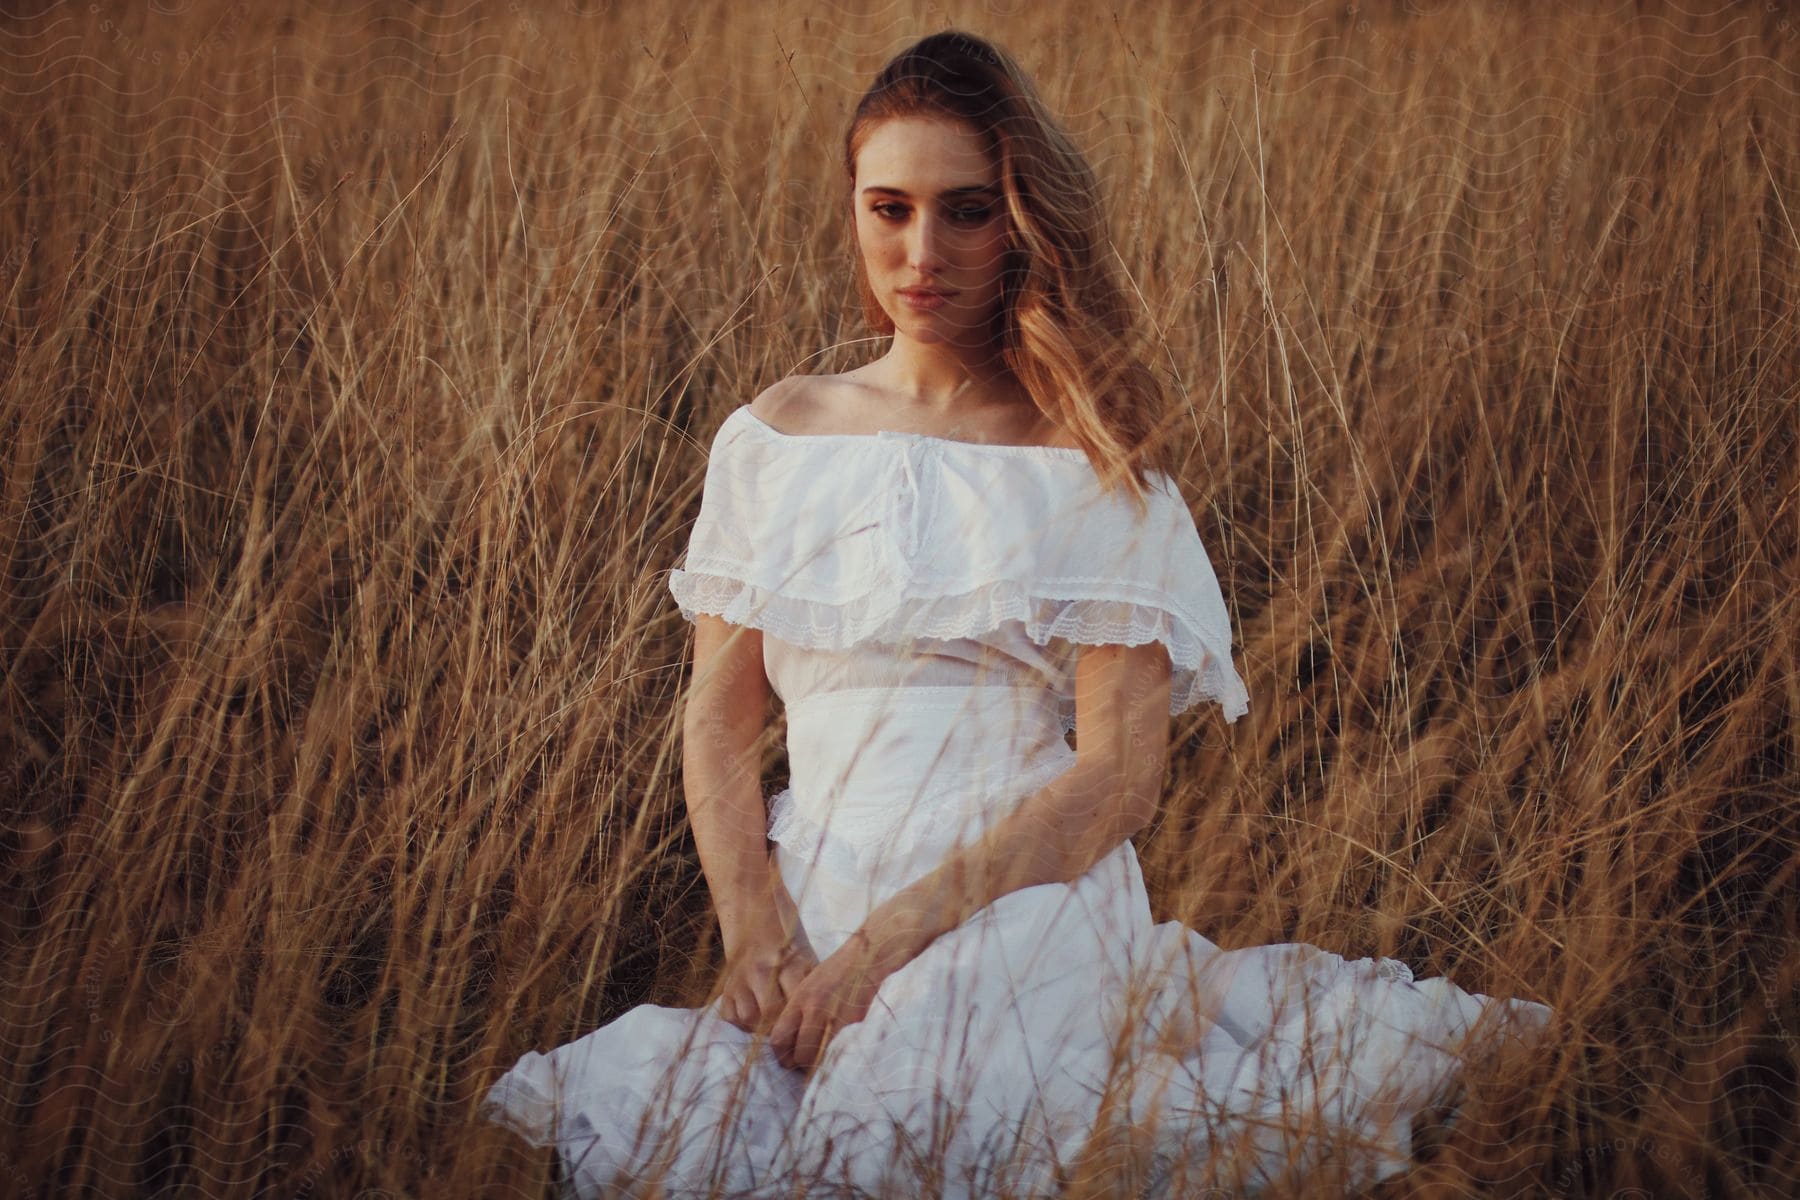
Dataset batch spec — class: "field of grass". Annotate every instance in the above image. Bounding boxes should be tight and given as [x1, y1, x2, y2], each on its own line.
[1, 1, 1795, 1196]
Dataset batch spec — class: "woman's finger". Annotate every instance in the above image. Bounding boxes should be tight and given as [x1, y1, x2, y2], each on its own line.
[748, 967, 784, 1032]
[777, 958, 811, 998]
[794, 1008, 827, 1072]
[768, 1000, 798, 1069]
[721, 977, 759, 1032]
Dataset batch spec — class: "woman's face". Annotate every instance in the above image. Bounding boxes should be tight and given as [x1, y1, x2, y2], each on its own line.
[852, 116, 1011, 351]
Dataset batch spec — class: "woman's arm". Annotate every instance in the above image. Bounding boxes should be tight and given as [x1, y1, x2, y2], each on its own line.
[857, 639, 1174, 961]
[682, 613, 781, 943]
[767, 640, 1174, 1071]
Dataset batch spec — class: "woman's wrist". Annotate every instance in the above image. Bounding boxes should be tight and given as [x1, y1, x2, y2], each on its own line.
[718, 904, 778, 953]
[851, 889, 941, 967]
[716, 860, 797, 950]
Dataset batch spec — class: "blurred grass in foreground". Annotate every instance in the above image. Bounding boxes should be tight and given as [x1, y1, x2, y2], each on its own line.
[0, 1, 1795, 1196]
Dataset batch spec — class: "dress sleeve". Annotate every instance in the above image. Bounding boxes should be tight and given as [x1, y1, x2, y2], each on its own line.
[1026, 478, 1250, 723]
[665, 413, 765, 627]
[664, 409, 893, 631]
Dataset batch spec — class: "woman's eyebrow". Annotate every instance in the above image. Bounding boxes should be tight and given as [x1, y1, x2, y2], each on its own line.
[860, 184, 999, 198]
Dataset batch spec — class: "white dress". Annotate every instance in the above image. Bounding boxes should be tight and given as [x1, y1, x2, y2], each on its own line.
[478, 404, 1554, 1198]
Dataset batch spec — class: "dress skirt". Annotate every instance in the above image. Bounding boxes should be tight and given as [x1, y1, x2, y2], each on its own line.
[478, 685, 1553, 1198]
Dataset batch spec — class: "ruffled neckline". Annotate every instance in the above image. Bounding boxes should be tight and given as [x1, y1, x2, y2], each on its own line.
[667, 403, 1253, 725]
[731, 405, 1095, 463]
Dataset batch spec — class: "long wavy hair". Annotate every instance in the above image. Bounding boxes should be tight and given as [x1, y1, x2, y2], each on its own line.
[843, 29, 1178, 513]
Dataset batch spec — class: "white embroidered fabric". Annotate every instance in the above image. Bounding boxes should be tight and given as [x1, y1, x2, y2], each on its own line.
[665, 405, 1252, 732]
[478, 404, 1554, 1198]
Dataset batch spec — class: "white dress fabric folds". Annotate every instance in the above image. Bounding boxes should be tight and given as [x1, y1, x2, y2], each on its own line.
[478, 404, 1554, 1198]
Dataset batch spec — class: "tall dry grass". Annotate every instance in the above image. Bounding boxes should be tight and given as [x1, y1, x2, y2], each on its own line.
[0, 0, 1794, 1196]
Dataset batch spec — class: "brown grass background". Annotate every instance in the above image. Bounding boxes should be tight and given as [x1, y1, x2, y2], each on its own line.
[1, 0, 1795, 1196]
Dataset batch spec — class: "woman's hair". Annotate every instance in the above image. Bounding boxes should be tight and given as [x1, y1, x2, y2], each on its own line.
[843, 29, 1177, 512]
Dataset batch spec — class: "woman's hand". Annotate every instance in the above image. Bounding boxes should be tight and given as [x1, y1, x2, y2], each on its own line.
[767, 927, 914, 1074]
[714, 874, 817, 1036]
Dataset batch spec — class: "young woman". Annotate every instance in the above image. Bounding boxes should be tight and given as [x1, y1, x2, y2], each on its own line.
[480, 30, 1553, 1198]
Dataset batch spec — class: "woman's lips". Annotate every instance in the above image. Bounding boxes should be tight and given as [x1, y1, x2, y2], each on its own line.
[899, 288, 953, 310]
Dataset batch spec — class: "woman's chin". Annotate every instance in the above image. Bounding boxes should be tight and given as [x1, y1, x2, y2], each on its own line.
[892, 313, 983, 346]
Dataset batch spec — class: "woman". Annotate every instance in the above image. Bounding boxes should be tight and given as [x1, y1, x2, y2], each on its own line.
[480, 30, 1552, 1198]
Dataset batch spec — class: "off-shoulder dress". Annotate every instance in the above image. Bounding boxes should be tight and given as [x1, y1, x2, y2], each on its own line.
[478, 403, 1553, 1198]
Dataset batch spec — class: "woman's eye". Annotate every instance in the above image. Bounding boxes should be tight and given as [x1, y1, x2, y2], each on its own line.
[870, 203, 994, 224]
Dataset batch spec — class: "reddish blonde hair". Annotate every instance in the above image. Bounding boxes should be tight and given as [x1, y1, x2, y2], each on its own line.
[844, 30, 1177, 513]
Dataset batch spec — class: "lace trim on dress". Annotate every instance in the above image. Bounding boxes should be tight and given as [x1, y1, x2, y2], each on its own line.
[1376, 957, 1415, 985]
[764, 786, 865, 886]
[668, 570, 1251, 727]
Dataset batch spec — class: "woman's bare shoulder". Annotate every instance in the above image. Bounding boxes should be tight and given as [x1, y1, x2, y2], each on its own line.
[747, 375, 829, 436]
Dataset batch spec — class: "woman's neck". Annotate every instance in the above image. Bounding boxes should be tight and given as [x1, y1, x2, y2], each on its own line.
[864, 339, 1022, 415]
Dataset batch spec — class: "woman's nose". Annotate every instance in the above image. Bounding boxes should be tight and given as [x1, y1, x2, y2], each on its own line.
[907, 213, 949, 272]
